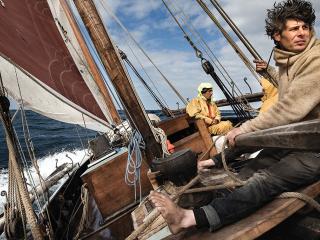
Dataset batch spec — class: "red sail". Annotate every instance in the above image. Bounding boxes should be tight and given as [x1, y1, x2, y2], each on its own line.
[0, 0, 113, 130]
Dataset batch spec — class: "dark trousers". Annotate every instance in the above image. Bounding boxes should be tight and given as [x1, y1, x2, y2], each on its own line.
[198, 149, 320, 230]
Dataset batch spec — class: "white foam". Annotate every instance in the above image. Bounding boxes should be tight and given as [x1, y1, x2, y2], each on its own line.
[0, 148, 91, 214]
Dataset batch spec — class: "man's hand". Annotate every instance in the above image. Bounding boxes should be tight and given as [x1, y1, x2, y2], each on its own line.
[253, 59, 267, 73]
[197, 159, 215, 172]
[209, 119, 218, 125]
[226, 127, 243, 147]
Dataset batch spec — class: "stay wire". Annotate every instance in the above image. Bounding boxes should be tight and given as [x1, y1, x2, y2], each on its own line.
[70, 2, 133, 137]
[13, 69, 49, 213]
[196, 0, 261, 83]
[124, 41, 171, 112]
[163, 0, 255, 109]
[13, 67, 54, 235]
[171, 2, 248, 99]
[161, 8, 251, 120]
[205, 0, 278, 87]
[96, 0, 188, 105]
[119, 49, 174, 117]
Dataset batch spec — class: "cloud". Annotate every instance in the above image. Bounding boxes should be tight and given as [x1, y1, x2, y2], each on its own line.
[95, 0, 320, 109]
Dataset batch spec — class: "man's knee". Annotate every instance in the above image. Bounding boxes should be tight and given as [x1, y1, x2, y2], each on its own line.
[268, 151, 320, 187]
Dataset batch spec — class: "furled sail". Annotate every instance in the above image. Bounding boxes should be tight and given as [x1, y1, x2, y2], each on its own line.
[0, 0, 119, 132]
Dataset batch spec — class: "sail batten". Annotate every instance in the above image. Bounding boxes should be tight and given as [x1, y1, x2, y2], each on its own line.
[0, 0, 117, 131]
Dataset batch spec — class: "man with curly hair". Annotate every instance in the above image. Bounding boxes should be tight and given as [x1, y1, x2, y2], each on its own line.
[150, 0, 320, 234]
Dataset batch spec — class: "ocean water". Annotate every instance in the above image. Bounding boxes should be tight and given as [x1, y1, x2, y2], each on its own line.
[0, 110, 98, 167]
[0, 109, 236, 215]
[0, 111, 100, 215]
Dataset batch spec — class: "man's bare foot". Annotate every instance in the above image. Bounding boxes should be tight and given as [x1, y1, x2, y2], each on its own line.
[149, 191, 196, 234]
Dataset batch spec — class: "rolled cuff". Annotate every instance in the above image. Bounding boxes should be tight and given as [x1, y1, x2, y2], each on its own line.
[193, 208, 209, 229]
[201, 205, 222, 232]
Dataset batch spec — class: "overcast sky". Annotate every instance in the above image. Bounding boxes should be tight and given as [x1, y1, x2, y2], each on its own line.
[93, 0, 320, 110]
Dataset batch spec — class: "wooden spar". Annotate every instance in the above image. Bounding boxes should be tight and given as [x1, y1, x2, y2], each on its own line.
[209, 0, 262, 61]
[235, 119, 320, 151]
[196, 0, 260, 83]
[215, 92, 263, 107]
[60, 0, 121, 125]
[73, 0, 162, 163]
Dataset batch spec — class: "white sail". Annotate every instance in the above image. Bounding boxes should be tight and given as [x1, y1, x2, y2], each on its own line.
[47, 0, 119, 126]
[0, 56, 110, 132]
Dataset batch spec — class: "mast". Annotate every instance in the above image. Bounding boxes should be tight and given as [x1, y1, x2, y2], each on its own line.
[60, 0, 121, 125]
[73, 0, 162, 163]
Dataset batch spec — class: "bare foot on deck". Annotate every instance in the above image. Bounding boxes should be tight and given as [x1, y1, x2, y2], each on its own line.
[149, 191, 196, 234]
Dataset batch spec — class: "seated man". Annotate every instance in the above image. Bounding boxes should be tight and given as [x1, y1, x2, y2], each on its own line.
[186, 82, 233, 135]
[150, 0, 320, 234]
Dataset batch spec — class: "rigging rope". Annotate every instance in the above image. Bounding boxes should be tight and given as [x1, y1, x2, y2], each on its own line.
[118, 48, 174, 117]
[202, 59, 253, 120]
[14, 67, 54, 234]
[124, 41, 170, 112]
[96, 0, 188, 106]
[179, 30, 252, 120]
[162, 0, 257, 113]
[15, 68, 46, 197]
[196, 0, 261, 83]
[125, 130, 145, 203]
[0, 99, 43, 239]
[198, 0, 278, 87]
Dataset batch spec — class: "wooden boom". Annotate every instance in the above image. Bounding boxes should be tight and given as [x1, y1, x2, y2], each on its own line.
[235, 119, 320, 151]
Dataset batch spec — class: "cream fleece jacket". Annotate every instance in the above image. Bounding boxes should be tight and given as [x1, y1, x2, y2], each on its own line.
[240, 36, 320, 133]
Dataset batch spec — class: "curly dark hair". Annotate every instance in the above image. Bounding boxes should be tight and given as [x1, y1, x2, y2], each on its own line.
[265, 0, 315, 39]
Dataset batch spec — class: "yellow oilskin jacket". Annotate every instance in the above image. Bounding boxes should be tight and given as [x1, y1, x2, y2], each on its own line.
[186, 96, 233, 135]
[260, 78, 278, 113]
[186, 96, 221, 124]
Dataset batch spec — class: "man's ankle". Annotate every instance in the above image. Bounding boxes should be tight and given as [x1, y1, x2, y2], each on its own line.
[180, 209, 196, 229]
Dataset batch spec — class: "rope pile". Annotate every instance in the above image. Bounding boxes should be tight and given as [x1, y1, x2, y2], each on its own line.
[153, 127, 171, 157]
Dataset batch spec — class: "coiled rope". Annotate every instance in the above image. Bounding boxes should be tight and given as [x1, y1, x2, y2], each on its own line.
[125, 130, 145, 202]
[152, 127, 171, 157]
